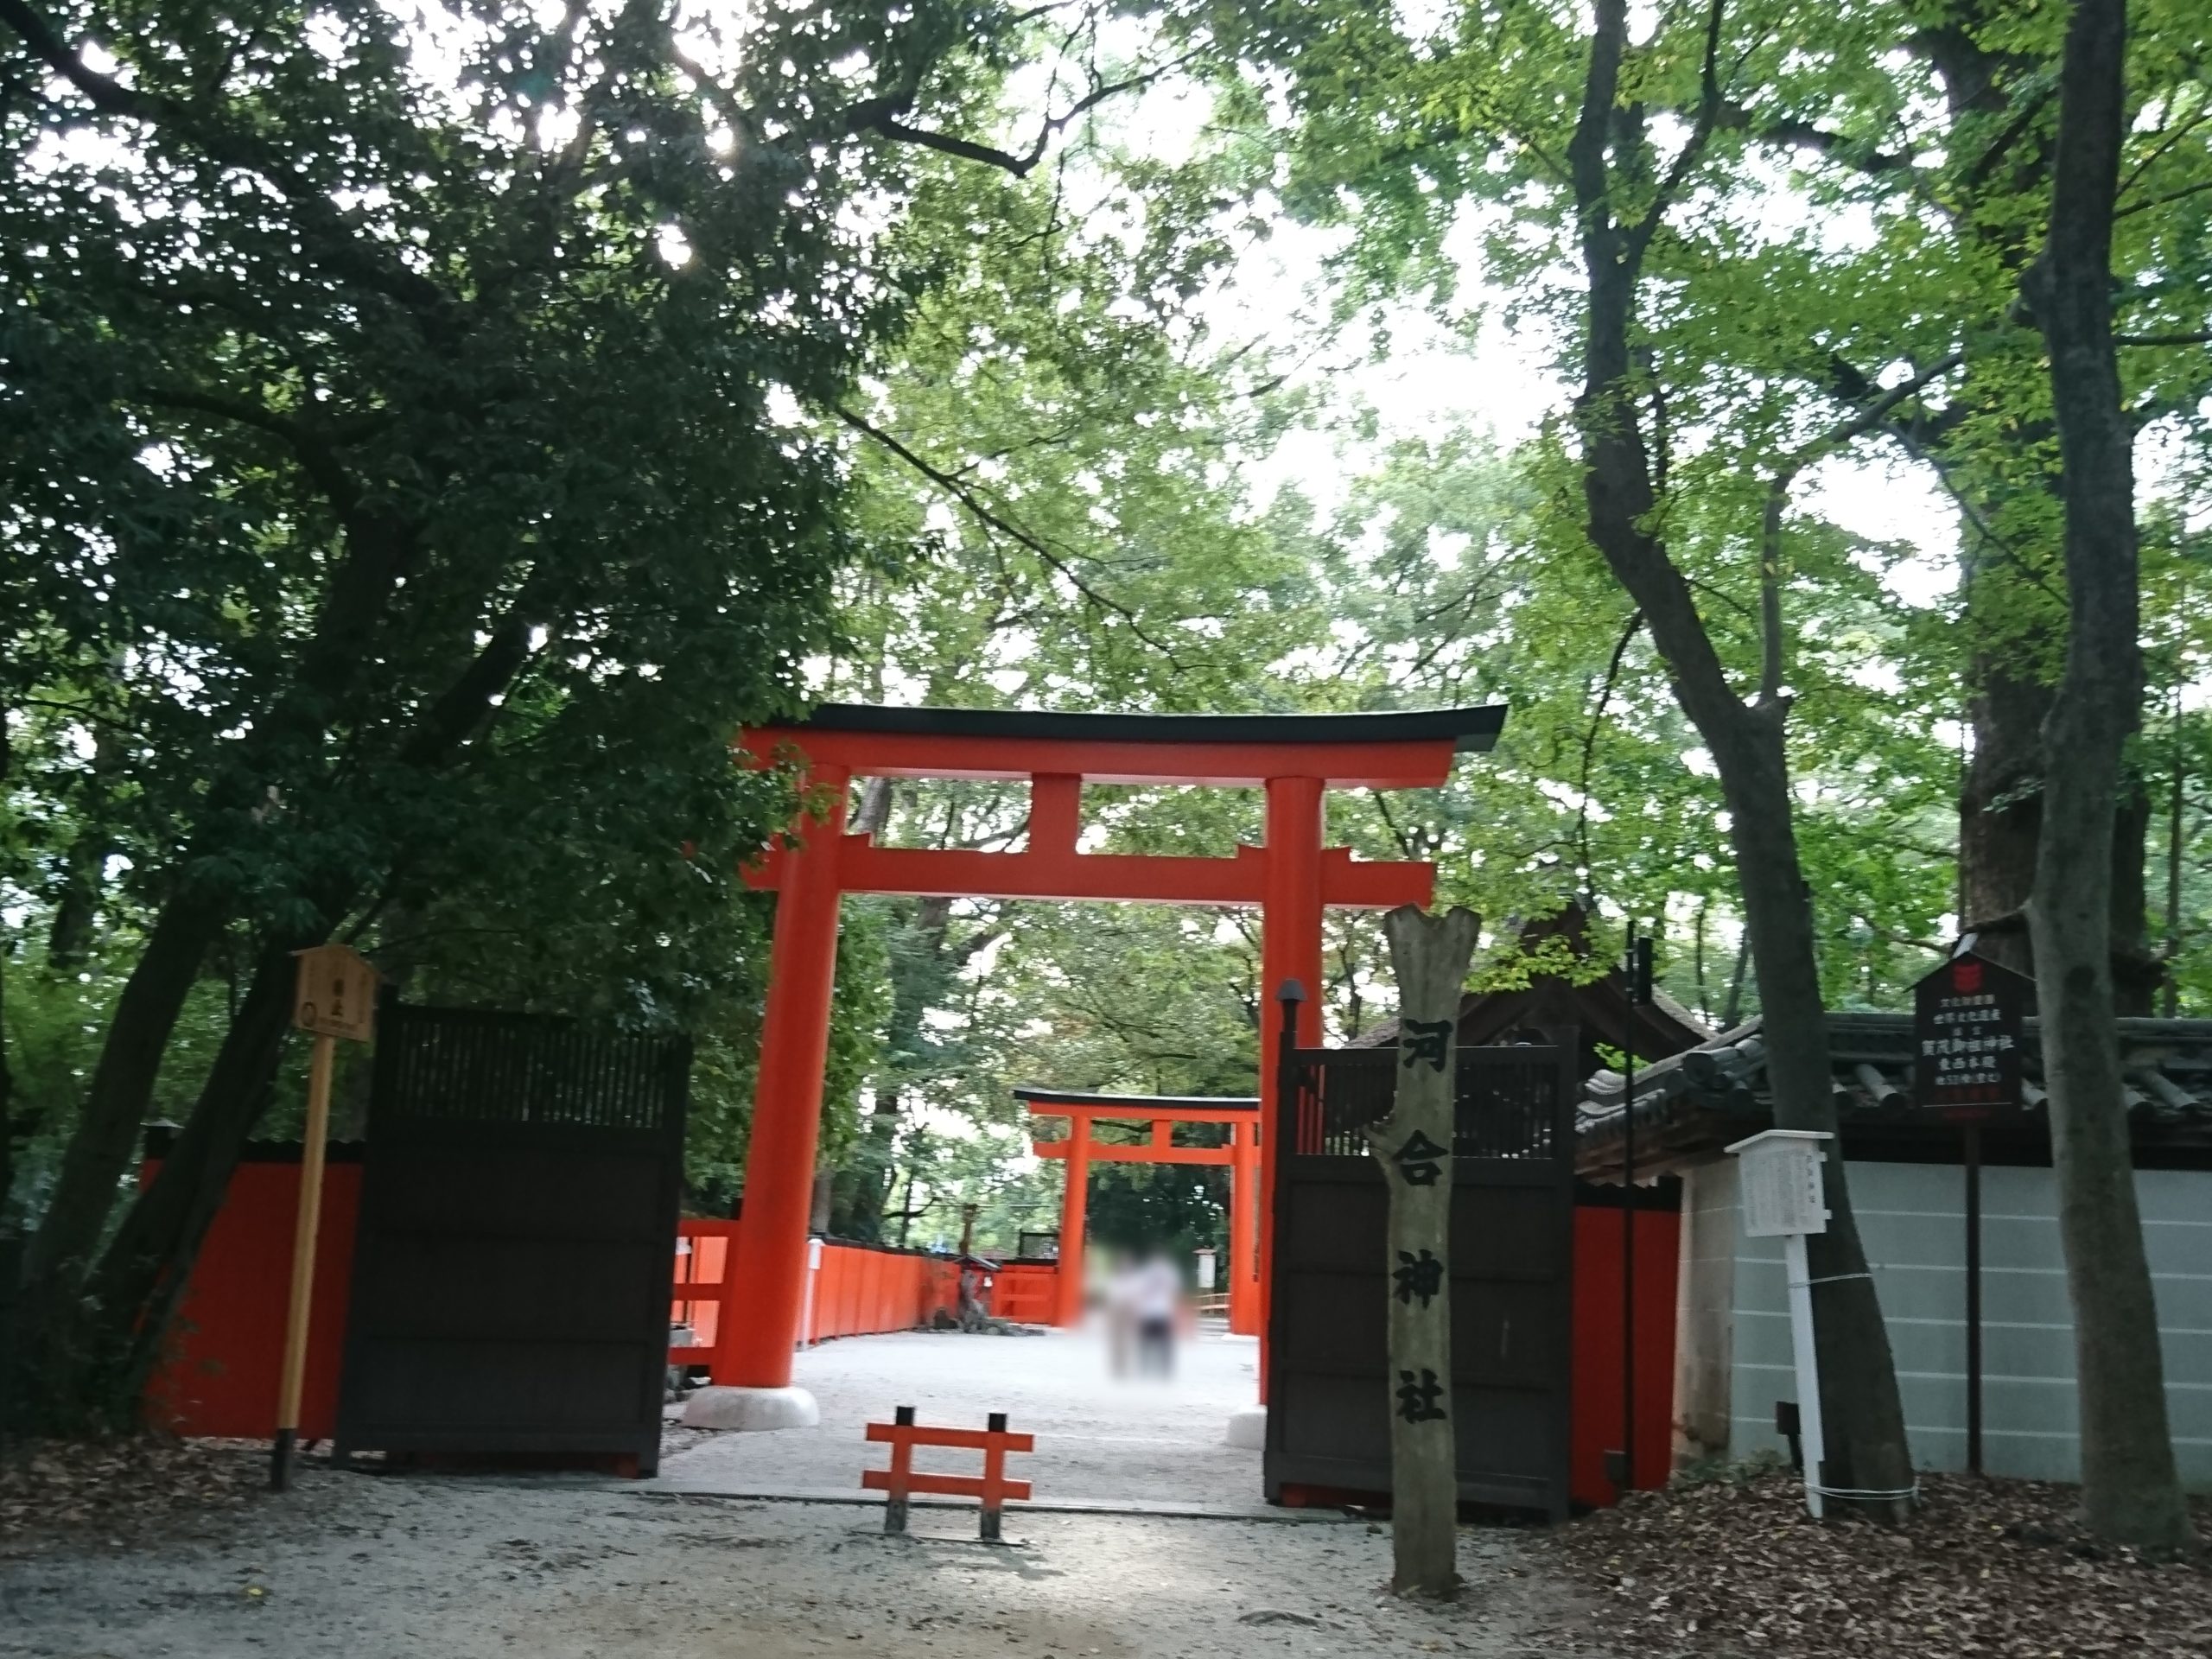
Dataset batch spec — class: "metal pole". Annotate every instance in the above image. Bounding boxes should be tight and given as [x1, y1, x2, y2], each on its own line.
[1964, 1122, 1983, 1476]
[1619, 924, 1637, 1495]
[1618, 929, 1653, 1496]
[1783, 1230, 1827, 1519]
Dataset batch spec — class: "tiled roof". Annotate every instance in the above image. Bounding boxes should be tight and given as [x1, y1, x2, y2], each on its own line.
[1574, 1012, 2212, 1175]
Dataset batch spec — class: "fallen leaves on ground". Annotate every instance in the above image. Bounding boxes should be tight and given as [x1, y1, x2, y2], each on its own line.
[0, 1436, 266, 1555]
[1543, 1466, 2212, 1656]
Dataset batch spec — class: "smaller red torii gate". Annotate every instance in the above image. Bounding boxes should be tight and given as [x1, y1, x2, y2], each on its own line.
[1016, 1088, 1261, 1330]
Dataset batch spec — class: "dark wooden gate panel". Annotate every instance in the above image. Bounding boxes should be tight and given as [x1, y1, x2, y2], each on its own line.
[1265, 1042, 1576, 1518]
[336, 1003, 689, 1473]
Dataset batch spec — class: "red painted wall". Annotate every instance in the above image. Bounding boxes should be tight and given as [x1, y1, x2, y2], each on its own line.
[143, 1155, 363, 1441]
[1568, 1202, 1680, 1508]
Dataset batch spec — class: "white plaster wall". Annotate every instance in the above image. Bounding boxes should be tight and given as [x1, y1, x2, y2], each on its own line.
[1701, 1160, 2212, 1490]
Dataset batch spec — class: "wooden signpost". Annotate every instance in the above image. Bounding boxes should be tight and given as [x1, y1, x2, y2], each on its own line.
[1369, 904, 1480, 1600]
[272, 942, 379, 1491]
[1911, 945, 2030, 1477]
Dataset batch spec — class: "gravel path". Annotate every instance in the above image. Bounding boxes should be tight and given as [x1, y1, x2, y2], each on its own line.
[0, 1468, 1617, 1658]
[662, 1326, 1259, 1508]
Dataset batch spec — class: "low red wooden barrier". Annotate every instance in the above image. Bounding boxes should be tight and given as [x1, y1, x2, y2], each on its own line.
[862, 1406, 1033, 1539]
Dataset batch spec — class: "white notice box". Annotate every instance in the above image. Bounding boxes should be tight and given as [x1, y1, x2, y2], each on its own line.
[1726, 1128, 1833, 1238]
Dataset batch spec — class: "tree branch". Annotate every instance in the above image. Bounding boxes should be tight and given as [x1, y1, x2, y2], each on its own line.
[834, 406, 1187, 664]
[1573, 610, 1645, 876]
[1712, 105, 1916, 175]
[1625, 0, 1729, 263]
[2114, 175, 2212, 219]
[1758, 473, 1791, 705]
[845, 53, 1197, 178]
[132, 383, 365, 515]
[2115, 102, 2212, 203]
[1961, 79, 2057, 192]
[1805, 352, 1965, 452]
[1368, 789, 1421, 862]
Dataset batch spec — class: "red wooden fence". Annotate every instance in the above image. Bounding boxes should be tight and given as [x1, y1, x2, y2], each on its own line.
[669, 1220, 964, 1368]
[985, 1260, 1059, 1325]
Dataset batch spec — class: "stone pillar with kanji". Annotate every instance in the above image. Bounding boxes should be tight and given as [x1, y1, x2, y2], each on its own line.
[1368, 904, 1478, 1599]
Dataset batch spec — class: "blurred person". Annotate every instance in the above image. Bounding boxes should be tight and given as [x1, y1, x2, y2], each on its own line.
[1103, 1248, 1136, 1378]
[1131, 1249, 1181, 1378]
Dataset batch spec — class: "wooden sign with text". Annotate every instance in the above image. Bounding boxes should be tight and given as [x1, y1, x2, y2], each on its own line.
[1912, 951, 2029, 1119]
[291, 943, 379, 1044]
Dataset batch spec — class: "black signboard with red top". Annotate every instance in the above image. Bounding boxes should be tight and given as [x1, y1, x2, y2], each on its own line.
[1912, 950, 2031, 1118]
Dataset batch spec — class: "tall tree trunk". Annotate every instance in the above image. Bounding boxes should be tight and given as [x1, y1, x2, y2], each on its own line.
[44, 721, 124, 970]
[1370, 904, 1478, 1601]
[1960, 664, 2053, 979]
[1566, 0, 1913, 1516]
[0, 709, 15, 1239]
[1712, 712, 1914, 1513]
[22, 887, 228, 1297]
[2163, 689, 2185, 1018]
[1, 924, 15, 1240]
[1961, 659, 2156, 1008]
[830, 1090, 901, 1241]
[2021, 0, 2190, 1552]
[1914, 10, 2155, 1009]
[831, 887, 997, 1241]
[94, 933, 309, 1406]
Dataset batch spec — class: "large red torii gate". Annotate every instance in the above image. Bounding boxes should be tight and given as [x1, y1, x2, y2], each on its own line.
[693, 703, 1505, 1429]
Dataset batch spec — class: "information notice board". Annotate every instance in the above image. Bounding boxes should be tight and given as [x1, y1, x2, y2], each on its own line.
[1911, 950, 2030, 1119]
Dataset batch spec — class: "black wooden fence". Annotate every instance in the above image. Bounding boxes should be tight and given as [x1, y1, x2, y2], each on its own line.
[1264, 1024, 1578, 1518]
[334, 1001, 690, 1474]
[0, 1236, 21, 1438]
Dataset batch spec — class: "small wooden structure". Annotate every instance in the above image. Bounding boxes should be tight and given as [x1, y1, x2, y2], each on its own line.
[1017, 1087, 1259, 1331]
[864, 1407, 1034, 1540]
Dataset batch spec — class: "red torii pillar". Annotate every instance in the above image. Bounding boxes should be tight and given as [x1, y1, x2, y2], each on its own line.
[709, 772, 849, 1419]
[1257, 776, 1324, 1354]
[1227, 1115, 1257, 1334]
[687, 703, 1502, 1433]
[1054, 1114, 1091, 1328]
